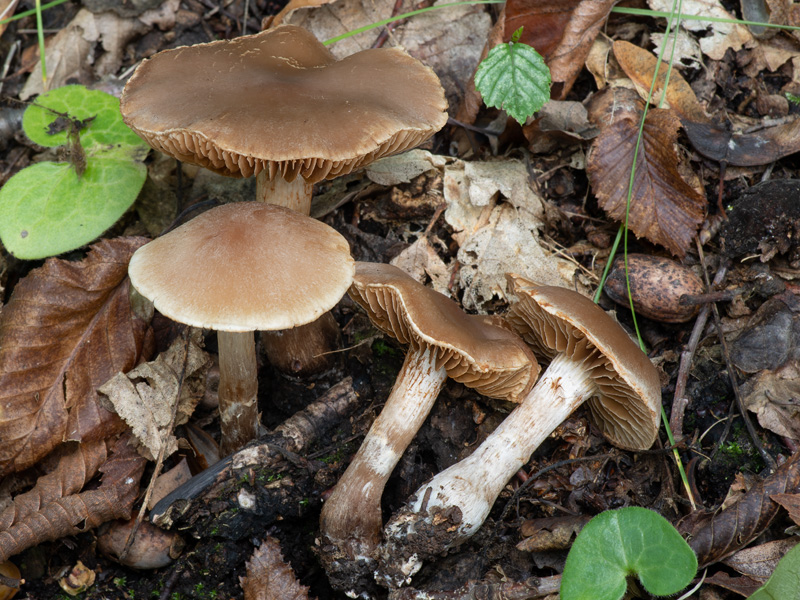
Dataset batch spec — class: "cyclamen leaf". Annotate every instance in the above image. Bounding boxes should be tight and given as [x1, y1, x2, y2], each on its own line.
[560, 507, 697, 600]
[474, 38, 551, 125]
[749, 542, 800, 600]
[0, 85, 149, 259]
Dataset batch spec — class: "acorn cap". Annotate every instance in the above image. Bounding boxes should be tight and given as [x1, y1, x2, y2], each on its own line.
[128, 202, 354, 332]
[505, 275, 661, 450]
[349, 262, 539, 402]
[120, 25, 448, 183]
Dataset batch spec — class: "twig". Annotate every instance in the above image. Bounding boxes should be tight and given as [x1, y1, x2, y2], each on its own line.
[669, 261, 728, 438]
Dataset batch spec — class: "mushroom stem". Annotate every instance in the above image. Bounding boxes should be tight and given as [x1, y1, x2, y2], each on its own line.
[256, 173, 313, 214]
[217, 330, 260, 456]
[378, 352, 597, 588]
[320, 346, 447, 587]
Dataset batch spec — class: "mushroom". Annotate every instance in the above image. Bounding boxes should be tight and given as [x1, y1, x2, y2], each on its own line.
[377, 274, 661, 588]
[319, 263, 538, 595]
[127, 202, 354, 455]
[120, 24, 447, 375]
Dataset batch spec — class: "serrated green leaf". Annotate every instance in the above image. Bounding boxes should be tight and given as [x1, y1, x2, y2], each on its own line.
[1, 85, 149, 259]
[560, 507, 697, 600]
[474, 40, 551, 126]
[749, 543, 800, 600]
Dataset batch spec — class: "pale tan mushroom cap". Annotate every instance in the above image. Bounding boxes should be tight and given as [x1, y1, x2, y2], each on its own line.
[506, 275, 661, 450]
[120, 25, 448, 183]
[349, 262, 539, 402]
[128, 202, 354, 332]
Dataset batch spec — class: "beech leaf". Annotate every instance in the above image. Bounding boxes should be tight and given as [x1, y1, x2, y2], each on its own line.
[586, 108, 706, 258]
[240, 537, 311, 600]
[0, 237, 152, 476]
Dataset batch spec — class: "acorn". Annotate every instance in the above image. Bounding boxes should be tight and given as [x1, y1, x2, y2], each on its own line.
[604, 254, 704, 323]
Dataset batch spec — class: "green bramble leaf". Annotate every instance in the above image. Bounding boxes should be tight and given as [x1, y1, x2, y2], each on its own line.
[748, 542, 800, 600]
[474, 27, 551, 126]
[0, 85, 148, 259]
[560, 507, 698, 600]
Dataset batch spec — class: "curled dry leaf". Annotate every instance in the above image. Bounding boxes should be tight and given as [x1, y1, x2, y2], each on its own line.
[586, 108, 706, 258]
[98, 329, 211, 461]
[679, 452, 800, 567]
[505, 0, 617, 99]
[683, 118, 800, 167]
[0, 439, 108, 531]
[0, 237, 152, 476]
[240, 537, 311, 600]
[612, 40, 709, 123]
[0, 434, 145, 563]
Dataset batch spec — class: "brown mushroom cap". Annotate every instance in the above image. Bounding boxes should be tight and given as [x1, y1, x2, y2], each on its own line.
[349, 262, 538, 402]
[120, 25, 448, 183]
[128, 202, 354, 331]
[505, 275, 661, 450]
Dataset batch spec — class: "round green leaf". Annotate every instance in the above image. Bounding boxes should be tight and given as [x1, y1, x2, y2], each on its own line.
[474, 39, 551, 126]
[1, 85, 149, 259]
[0, 159, 146, 259]
[749, 542, 800, 600]
[560, 507, 698, 600]
[22, 84, 145, 150]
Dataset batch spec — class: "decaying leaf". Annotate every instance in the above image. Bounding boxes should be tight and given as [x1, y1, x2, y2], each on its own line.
[0, 434, 145, 563]
[240, 537, 311, 600]
[443, 159, 576, 310]
[390, 237, 452, 297]
[505, 0, 616, 99]
[770, 492, 800, 526]
[586, 108, 706, 258]
[723, 538, 799, 581]
[98, 329, 211, 461]
[613, 40, 709, 122]
[742, 362, 800, 441]
[0, 439, 108, 531]
[683, 118, 800, 167]
[516, 515, 591, 552]
[647, 0, 753, 61]
[0, 237, 152, 476]
[680, 452, 800, 567]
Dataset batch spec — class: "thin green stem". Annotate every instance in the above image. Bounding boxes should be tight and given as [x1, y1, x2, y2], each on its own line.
[35, 0, 46, 85]
[612, 6, 800, 32]
[0, 0, 68, 25]
[323, 0, 502, 45]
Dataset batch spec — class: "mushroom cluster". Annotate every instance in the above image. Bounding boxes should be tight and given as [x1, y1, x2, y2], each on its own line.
[120, 24, 448, 376]
[319, 263, 538, 595]
[376, 274, 662, 588]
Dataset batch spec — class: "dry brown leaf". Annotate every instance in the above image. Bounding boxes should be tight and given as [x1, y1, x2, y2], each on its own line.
[683, 118, 800, 167]
[770, 492, 800, 526]
[0, 434, 145, 563]
[0, 237, 152, 476]
[723, 538, 799, 580]
[0, 439, 108, 531]
[586, 108, 706, 258]
[240, 537, 312, 600]
[505, 0, 616, 99]
[613, 40, 709, 122]
[98, 330, 211, 461]
[742, 362, 800, 441]
[680, 451, 800, 567]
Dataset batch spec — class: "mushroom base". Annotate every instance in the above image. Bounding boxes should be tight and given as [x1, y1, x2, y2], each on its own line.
[319, 346, 447, 596]
[376, 351, 597, 589]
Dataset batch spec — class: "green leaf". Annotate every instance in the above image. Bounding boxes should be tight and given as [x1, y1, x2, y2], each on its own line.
[0, 85, 149, 259]
[749, 543, 800, 600]
[560, 507, 698, 600]
[474, 36, 551, 126]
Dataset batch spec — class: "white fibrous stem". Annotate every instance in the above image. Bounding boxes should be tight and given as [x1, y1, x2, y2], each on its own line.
[217, 330, 260, 456]
[379, 352, 597, 587]
[321, 345, 447, 561]
[255, 173, 313, 214]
